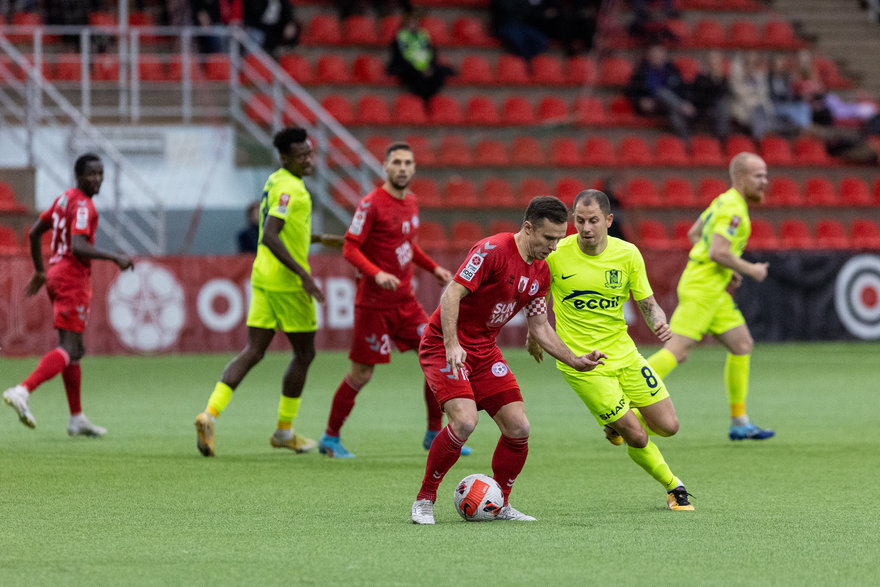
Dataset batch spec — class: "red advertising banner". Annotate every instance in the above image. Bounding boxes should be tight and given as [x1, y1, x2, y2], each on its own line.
[1, 252, 689, 357]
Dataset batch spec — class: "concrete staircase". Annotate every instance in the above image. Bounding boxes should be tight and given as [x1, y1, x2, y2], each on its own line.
[773, 0, 880, 96]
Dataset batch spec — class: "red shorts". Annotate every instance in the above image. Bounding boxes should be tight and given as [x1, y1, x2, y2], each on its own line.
[46, 267, 91, 333]
[349, 298, 429, 365]
[419, 330, 522, 416]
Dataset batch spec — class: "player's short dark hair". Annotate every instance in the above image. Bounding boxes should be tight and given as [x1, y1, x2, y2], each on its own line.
[272, 127, 308, 155]
[572, 189, 611, 216]
[524, 195, 569, 226]
[74, 153, 101, 176]
[385, 142, 413, 160]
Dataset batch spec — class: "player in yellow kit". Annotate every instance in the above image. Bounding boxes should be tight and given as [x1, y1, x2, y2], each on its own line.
[528, 189, 693, 510]
[194, 127, 343, 457]
[647, 152, 774, 441]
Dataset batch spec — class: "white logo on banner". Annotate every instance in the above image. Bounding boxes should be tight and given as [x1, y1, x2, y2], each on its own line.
[107, 260, 186, 351]
[834, 254, 880, 340]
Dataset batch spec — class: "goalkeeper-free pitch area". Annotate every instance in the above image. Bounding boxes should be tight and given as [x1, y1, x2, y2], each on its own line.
[1, 342, 877, 586]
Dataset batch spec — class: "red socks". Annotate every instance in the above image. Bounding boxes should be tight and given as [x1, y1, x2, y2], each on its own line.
[22, 348, 70, 393]
[417, 425, 464, 502]
[492, 435, 529, 505]
[424, 380, 443, 432]
[62, 362, 82, 415]
[325, 375, 363, 437]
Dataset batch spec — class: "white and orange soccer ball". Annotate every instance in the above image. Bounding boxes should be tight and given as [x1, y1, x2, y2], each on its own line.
[454, 474, 503, 521]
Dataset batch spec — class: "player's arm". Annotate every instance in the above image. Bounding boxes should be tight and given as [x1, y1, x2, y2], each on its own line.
[412, 243, 452, 284]
[635, 295, 672, 342]
[24, 217, 52, 296]
[70, 234, 133, 271]
[526, 309, 606, 372]
[439, 281, 469, 378]
[708, 233, 768, 282]
[311, 233, 345, 249]
[261, 215, 325, 302]
[687, 218, 703, 245]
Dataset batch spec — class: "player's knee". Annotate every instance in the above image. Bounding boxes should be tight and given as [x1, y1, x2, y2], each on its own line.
[243, 346, 265, 365]
[295, 346, 316, 366]
[505, 418, 530, 438]
[732, 337, 753, 355]
[623, 431, 649, 448]
[655, 417, 679, 437]
[349, 364, 373, 387]
[69, 345, 85, 363]
[449, 415, 478, 440]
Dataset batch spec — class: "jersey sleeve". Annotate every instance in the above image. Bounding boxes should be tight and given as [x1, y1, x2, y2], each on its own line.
[452, 238, 498, 293]
[628, 246, 654, 301]
[268, 179, 305, 223]
[709, 201, 744, 243]
[345, 197, 375, 245]
[71, 199, 94, 236]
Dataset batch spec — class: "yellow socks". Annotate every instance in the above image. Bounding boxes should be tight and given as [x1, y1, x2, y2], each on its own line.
[277, 395, 302, 430]
[206, 382, 234, 418]
[627, 440, 678, 490]
[647, 348, 678, 380]
[725, 354, 750, 417]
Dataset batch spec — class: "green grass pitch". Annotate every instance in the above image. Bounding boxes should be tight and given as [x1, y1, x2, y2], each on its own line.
[1, 342, 878, 586]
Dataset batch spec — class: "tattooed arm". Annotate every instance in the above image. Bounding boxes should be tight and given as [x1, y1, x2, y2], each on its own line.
[636, 295, 672, 342]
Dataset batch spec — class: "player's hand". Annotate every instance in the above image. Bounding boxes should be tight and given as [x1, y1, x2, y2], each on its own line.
[569, 349, 607, 372]
[375, 271, 400, 290]
[445, 343, 467, 379]
[24, 271, 46, 297]
[320, 234, 345, 249]
[526, 334, 544, 363]
[729, 271, 743, 289]
[433, 266, 453, 285]
[653, 321, 672, 342]
[750, 262, 769, 282]
[115, 254, 134, 271]
[302, 275, 326, 303]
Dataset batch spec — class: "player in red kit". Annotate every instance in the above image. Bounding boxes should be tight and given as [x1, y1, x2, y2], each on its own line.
[411, 196, 607, 524]
[319, 142, 472, 458]
[3, 153, 133, 436]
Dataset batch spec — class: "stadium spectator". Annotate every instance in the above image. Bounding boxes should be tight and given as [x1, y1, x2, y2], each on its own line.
[690, 50, 731, 139]
[768, 54, 812, 134]
[236, 200, 260, 253]
[318, 142, 471, 459]
[490, 0, 550, 62]
[538, 0, 601, 56]
[3, 153, 133, 438]
[792, 49, 832, 125]
[527, 189, 694, 511]
[625, 44, 696, 138]
[194, 127, 344, 458]
[648, 153, 775, 442]
[192, 0, 225, 54]
[729, 52, 775, 140]
[627, 0, 679, 45]
[410, 196, 607, 524]
[386, 9, 455, 103]
[244, 0, 301, 57]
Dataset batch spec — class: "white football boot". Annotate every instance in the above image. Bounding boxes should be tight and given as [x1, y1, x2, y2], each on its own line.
[67, 413, 107, 437]
[3, 385, 35, 428]
[496, 504, 537, 521]
[411, 499, 435, 525]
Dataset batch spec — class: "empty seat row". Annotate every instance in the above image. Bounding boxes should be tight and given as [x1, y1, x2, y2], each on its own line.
[0, 182, 28, 213]
[419, 219, 521, 252]
[304, 14, 498, 48]
[636, 18, 804, 50]
[0, 53, 233, 83]
[636, 218, 880, 251]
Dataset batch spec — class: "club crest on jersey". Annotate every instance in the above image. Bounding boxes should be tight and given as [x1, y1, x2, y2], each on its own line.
[75, 205, 89, 230]
[518, 276, 529, 293]
[277, 193, 290, 215]
[604, 269, 621, 289]
[528, 279, 539, 296]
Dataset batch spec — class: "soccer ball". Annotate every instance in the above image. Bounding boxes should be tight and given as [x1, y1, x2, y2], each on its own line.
[454, 474, 503, 521]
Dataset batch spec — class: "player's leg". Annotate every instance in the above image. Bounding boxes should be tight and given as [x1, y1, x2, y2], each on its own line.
[269, 330, 318, 452]
[647, 293, 712, 379]
[486, 393, 536, 521]
[53, 330, 105, 438]
[320, 361, 373, 458]
[716, 322, 774, 440]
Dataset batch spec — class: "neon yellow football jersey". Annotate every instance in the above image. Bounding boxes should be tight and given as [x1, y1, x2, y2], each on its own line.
[250, 168, 312, 292]
[679, 187, 751, 296]
[547, 235, 653, 367]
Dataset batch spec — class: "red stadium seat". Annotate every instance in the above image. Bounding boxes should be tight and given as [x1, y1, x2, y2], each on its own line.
[365, 135, 391, 161]
[672, 220, 694, 249]
[394, 95, 428, 124]
[662, 178, 698, 207]
[283, 95, 318, 125]
[749, 219, 779, 249]
[488, 220, 521, 235]
[637, 220, 674, 250]
[405, 135, 436, 165]
[532, 55, 566, 85]
[574, 97, 608, 126]
[502, 96, 535, 125]
[91, 54, 119, 81]
[519, 178, 552, 205]
[241, 54, 272, 84]
[355, 95, 389, 124]
[446, 177, 480, 209]
[851, 219, 880, 249]
[839, 178, 872, 206]
[167, 54, 203, 82]
[624, 178, 661, 207]
[473, 140, 510, 166]
[315, 55, 350, 84]
[538, 97, 568, 122]
[279, 54, 312, 83]
[89, 11, 117, 26]
[511, 136, 545, 166]
[698, 178, 727, 205]
[556, 177, 586, 206]
[428, 95, 464, 125]
[482, 178, 517, 208]
[763, 20, 800, 49]
[690, 135, 725, 166]
[204, 54, 230, 81]
[496, 55, 531, 85]
[673, 56, 700, 83]
[816, 219, 850, 249]
[306, 15, 342, 44]
[728, 21, 761, 48]
[568, 56, 598, 84]
[767, 177, 803, 207]
[418, 221, 448, 251]
[0, 182, 27, 212]
[598, 56, 632, 86]
[328, 137, 358, 166]
[410, 178, 443, 208]
[760, 136, 794, 166]
[420, 17, 450, 46]
[693, 19, 726, 47]
[619, 136, 654, 166]
[466, 96, 499, 125]
[655, 135, 689, 166]
[137, 55, 165, 82]
[583, 136, 617, 166]
[805, 177, 837, 206]
[342, 15, 378, 46]
[457, 55, 494, 84]
[451, 16, 493, 47]
[666, 19, 692, 46]
[793, 136, 831, 166]
[0, 225, 23, 255]
[245, 93, 273, 125]
[725, 134, 757, 159]
[549, 138, 581, 167]
[451, 220, 484, 250]
[321, 94, 354, 125]
[779, 219, 813, 249]
[379, 15, 403, 44]
[51, 53, 83, 82]
[608, 96, 639, 125]
[352, 55, 389, 84]
[438, 135, 472, 166]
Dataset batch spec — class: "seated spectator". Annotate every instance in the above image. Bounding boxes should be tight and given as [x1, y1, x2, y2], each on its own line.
[625, 44, 695, 138]
[768, 54, 811, 134]
[387, 9, 455, 103]
[244, 0, 301, 57]
[193, 0, 225, 54]
[690, 50, 731, 139]
[539, 0, 601, 56]
[793, 49, 833, 125]
[491, 0, 550, 62]
[729, 52, 775, 140]
[237, 201, 261, 253]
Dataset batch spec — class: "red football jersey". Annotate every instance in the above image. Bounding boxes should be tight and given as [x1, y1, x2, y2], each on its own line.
[424, 232, 550, 358]
[346, 187, 422, 308]
[38, 188, 99, 276]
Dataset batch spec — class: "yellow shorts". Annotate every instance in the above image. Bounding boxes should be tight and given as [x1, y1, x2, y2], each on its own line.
[246, 286, 317, 333]
[669, 291, 745, 341]
[560, 354, 669, 425]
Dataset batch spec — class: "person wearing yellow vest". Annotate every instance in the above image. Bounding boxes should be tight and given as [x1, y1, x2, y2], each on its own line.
[387, 9, 454, 103]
